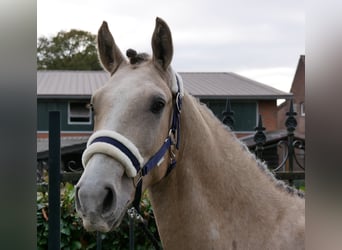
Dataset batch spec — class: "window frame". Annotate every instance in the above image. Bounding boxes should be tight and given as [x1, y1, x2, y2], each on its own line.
[68, 101, 92, 125]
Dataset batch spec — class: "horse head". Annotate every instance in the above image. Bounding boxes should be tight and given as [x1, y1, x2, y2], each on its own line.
[75, 17, 182, 232]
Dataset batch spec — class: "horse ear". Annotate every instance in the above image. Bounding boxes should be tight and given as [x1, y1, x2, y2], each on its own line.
[151, 17, 173, 70]
[97, 21, 126, 74]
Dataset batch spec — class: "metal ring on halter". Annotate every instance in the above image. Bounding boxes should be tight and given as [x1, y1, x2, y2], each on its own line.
[133, 169, 143, 187]
[175, 92, 182, 113]
[168, 129, 176, 144]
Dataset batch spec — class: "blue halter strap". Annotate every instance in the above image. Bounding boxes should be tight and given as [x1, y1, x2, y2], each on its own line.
[141, 78, 182, 177]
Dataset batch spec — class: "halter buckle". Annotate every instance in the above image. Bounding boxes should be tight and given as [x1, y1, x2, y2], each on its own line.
[127, 207, 144, 223]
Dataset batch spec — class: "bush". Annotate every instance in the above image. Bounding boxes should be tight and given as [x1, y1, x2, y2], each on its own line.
[37, 182, 160, 249]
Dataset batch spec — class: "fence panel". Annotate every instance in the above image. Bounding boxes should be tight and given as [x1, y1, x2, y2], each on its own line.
[222, 98, 305, 185]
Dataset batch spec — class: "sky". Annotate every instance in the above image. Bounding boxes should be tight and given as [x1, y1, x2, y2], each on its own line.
[37, 0, 305, 93]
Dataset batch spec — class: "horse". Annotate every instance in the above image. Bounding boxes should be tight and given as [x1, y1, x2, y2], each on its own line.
[75, 17, 305, 249]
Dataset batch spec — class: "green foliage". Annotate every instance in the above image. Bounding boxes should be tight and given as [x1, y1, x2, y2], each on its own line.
[37, 30, 102, 70]
[294, 179, 305, 191]
[37, 182, 160, 249]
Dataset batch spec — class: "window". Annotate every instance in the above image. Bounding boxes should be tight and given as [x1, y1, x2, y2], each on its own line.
[68, 101, 91, 124]
[300, 102, 305, 116]
[200, 99, 257, 132]
[292, 103, 297, 113]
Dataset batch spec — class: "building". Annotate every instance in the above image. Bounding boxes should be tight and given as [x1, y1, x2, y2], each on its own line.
[37, 70, 292, 171]
[275, 55, 305, 173]
[278, 55, 305, 136]
[37, 71, 292, 137]
[240, 55, 305, 172]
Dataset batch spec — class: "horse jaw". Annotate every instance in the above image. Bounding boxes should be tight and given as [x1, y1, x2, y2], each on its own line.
[75, 154, 135, 232]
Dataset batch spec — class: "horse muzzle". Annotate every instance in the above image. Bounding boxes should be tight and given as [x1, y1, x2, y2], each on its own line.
[75, 154, 134, 232]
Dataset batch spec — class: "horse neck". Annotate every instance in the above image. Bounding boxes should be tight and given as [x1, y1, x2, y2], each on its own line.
[148, 93, 304, 249]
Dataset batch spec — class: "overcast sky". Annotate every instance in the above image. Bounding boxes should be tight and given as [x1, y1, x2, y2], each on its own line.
[37, 0, 305, 93]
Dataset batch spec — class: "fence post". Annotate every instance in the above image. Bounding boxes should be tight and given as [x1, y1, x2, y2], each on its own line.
[254, 114, 266, 159]
[48, 111, 61, 250]
[222, 99, 235, 130]
[97, 231, 102, 250]
[285, 100, 297, 186]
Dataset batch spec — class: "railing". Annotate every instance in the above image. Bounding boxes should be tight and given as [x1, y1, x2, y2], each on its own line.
[222, 99, 305, 186]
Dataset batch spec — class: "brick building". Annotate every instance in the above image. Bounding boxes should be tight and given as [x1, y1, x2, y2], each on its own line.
[278, 55, 305, 136]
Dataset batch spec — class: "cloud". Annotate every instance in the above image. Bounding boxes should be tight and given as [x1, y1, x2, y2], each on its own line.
[236, 67, 295, 92]
[37, 0, 304, 92]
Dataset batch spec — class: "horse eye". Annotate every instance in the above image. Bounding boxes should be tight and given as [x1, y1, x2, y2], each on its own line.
[150, 98, 165, 114]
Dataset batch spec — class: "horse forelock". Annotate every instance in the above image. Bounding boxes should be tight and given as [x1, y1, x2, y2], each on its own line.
[126, 48, 151, 65]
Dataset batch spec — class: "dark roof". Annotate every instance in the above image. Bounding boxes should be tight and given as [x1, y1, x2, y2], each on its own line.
[37, 71, 292, 100]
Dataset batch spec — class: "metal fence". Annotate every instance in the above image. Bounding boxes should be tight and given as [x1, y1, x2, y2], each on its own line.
[222, 99, 305, 186]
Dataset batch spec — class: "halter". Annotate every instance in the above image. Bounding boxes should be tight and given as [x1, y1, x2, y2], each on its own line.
[81, 73, 182, 250]
[82, 72, 183, 184]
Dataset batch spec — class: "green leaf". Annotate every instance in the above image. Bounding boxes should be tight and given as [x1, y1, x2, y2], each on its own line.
[61, 226, 71, 236]
[71, 241, 82, 250]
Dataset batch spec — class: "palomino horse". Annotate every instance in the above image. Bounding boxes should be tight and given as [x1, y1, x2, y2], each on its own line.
[76, 17, 305, 249]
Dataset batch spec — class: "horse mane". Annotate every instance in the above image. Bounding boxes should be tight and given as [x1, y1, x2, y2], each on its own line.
[122, 49, 305, 199]
[199, 99, 305, 199]
[238, 137, 305, 199]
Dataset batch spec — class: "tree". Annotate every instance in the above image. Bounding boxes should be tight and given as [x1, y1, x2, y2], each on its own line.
[37, 29, 102, 70]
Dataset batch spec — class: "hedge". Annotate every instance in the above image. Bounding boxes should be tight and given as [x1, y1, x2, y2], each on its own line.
[37, 182, 160, 249]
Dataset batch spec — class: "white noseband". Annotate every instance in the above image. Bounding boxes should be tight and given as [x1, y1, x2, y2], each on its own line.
[82, 130, 144, 177]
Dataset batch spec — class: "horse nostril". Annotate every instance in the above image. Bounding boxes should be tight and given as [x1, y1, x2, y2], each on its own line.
[102, 187, 115, 215]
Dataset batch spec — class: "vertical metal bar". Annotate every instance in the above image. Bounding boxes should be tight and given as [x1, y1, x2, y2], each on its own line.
[254, 114, 266, 160]
[222, 98, 235, 130]
[129, 216, 135, 250]
[48, 111, 61, 250]
[285, 100, 297, 186]
[288, 133, 294, 186]
[96, 231, 102, 250]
